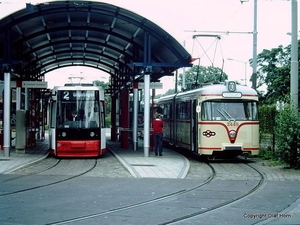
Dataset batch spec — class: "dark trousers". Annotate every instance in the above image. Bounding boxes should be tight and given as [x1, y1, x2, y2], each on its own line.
[153, 133, 163, 154]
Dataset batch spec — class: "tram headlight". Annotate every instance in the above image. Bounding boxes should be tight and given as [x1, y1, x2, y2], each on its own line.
[90, 132, 95, 137]
[61, 132, 67, 137]
[229, 130, 236, 138]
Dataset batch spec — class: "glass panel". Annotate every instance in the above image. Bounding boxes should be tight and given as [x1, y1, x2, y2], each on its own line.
[201, 101, 258, 121]
[100, 101, 105, 128]
[56, 90, 100, 128]
[50, 103, 56, 128]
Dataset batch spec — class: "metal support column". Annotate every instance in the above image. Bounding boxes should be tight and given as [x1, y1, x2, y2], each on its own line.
[133, 86, 138, 151]
[111, 96, 117, 141]
[143, 32, 152, 157]
[251, 0, 258, 90]
[120, 88, 129, 149]
[144, 73, 150, 157]
[16, 87, 21, 110]
[291, 0, 298, 110]
[3, 72, 11, 157]
[25, 87, 29, 110]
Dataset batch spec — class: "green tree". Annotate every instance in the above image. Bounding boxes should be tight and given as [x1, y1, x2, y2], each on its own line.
[154, 89, 176, 99]
[93, 80, 109, 90]
[255, 40, 300, 104]
[178, 65, 228, 90]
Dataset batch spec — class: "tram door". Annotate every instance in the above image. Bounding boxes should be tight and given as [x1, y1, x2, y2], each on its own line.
[190, 99, 198, 152]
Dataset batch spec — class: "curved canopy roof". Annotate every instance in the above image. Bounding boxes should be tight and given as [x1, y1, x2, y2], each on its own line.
[0, 1, 191, 93]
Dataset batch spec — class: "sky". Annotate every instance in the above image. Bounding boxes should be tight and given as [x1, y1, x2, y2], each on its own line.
[0, 0, 298, 94]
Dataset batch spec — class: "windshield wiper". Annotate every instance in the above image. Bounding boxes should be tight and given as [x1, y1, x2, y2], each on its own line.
[222, 109, 235, 122]
[217, 108, 235, 122]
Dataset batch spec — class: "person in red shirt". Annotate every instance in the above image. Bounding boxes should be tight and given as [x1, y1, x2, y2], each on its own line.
[152, 113, 164, 156]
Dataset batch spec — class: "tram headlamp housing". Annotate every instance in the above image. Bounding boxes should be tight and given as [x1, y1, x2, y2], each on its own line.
[90, 132, 95, 137]
[229, 130, 236, 138]
[61, 132, 67, 137]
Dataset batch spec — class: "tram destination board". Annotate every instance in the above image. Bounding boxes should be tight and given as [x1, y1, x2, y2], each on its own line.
[58, 90, 97, 101]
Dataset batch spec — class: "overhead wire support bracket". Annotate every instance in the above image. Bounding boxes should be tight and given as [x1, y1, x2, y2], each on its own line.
[193, 34, 221, 39]
[186, 30, 253, 35]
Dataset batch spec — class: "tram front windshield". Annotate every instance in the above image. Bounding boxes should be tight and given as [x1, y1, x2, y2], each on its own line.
[201, 101, 258, 121]
[57, 90, 100, 128]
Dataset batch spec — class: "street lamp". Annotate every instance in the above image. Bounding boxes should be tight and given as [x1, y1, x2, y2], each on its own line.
[286, 32, 300, 37]
[227, 58, 248, 86]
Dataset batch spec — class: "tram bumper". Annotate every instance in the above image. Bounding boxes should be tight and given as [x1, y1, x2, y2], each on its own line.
[57, 140, 100, 157]
[221, 144, 255, 156]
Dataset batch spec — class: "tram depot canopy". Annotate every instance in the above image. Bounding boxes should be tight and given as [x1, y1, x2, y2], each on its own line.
[0, 1, 192, 94]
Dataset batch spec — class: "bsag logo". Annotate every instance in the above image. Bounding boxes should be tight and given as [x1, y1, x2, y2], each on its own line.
[202, 130, 216, 138]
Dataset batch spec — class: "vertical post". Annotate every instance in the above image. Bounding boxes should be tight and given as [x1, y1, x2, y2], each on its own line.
[133, 84, 138, 151]
[3, 72, 11, 157]
[151, 89, 155, 119]
[144, 73, 150, 157]
[251, 0, 258, 90]
[182, 41, 186, 90]
[16, 81, 21, 110]
[244, 62, 247, 86]
[111, 95, 117, 141]
[143, 31, 151, 157]
[291, 0, 298, 110]
[25, 87, 29, 110]
[120, 88, 129, 149]
[175, 70, 178, 93]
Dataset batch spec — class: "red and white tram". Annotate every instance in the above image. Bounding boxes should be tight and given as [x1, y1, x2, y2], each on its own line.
[49, 85, 106, 157]
[156, 81, 259, 157]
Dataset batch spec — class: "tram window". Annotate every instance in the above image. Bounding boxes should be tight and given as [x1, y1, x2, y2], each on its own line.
[176, 102, 191, 120]
[57, 100, 100, 128]
[50, 103, 56, 128]
[100, 101, 105, 128]
[201, 101, 258, 121]
[162, 103, 172, 119]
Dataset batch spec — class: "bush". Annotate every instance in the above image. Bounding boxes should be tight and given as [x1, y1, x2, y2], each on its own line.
[259, 105, 276, 134]
[259, 105, 276, 155]
[275, 107, 300, 168]
[258, 146, 274, 160]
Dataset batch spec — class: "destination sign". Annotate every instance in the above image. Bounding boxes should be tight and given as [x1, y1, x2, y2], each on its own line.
[222, 92, 242, 98]
[58, 90, 96, 100]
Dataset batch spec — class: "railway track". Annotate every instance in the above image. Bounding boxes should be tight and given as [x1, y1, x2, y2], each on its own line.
[47, 162, 215, 225]
[0, 151, 269, 225]
[162, 162, 265, 224]
[0, 158, 97, 197]
[0, 157, 61, 184]
[47, 159, 265, 225]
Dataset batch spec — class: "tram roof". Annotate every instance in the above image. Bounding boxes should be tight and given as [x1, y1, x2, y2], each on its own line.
[53, 85, 103, 92]
[157, 82, 258, 102]
[0, 1, 192, 94]
[199, 83, 258, 96]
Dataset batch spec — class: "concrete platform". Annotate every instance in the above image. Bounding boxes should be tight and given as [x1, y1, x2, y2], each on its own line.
[106, 140, 190, 179]
[0, 138, 50, 174]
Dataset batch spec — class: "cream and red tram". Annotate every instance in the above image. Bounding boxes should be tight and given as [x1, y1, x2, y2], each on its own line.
[156, 81, 259, 157]
[49, 85, 106, 157]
